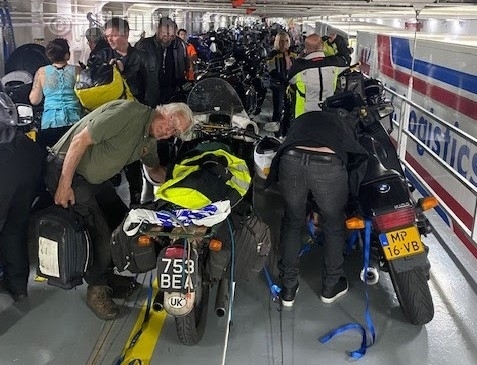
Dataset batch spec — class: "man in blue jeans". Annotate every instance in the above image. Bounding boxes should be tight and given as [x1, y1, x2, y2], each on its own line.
[266, 111, 368, 307]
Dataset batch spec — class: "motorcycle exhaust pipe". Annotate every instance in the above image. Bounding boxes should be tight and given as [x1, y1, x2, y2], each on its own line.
[152, 290, 165, 312]
[360, 266, 380, 285]
[215, 278, 230, 317]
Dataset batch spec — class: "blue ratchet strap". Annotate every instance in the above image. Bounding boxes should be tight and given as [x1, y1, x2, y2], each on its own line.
[319, 219, 376, 359]
[115, 272, 154, 365]
[298, 242, 313, 257]
[263, 265, 281, 302]
[344, 230, 359, 256]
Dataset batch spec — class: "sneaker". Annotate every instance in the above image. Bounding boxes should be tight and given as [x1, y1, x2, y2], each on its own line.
[280, 282, 299, 307]
[320, 277, 349, 304]
[86, 285, 119, 320]
[107, 273, 141, 299]
[263, 122, 280, 132]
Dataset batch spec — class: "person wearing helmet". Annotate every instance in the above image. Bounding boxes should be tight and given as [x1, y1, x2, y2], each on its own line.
[0, 93, 42, 301]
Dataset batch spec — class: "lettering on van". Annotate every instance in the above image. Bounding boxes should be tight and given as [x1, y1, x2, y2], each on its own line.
[408, 109, 477, 187]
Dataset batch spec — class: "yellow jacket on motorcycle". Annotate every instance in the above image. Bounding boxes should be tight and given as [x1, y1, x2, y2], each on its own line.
[155, 148, 251, 209]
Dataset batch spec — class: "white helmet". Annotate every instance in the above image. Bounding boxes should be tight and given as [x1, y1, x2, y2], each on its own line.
[253, 136, 281, 180]
[0, 92, 18, 127]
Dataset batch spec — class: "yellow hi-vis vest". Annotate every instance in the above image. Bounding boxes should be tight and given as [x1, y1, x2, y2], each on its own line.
[290, 69, 339, 119]
[323, 41, 337, 57]
[292, 72, 307, 118]
[155, 149, 251, 209]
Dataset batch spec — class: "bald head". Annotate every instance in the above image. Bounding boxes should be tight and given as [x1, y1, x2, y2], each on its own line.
[304, 34, 323, 54]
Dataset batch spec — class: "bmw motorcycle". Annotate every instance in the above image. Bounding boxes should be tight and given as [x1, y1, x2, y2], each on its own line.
[323, 66, 437, 325]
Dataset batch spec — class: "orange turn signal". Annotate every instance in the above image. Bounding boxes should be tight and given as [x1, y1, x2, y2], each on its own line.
[209, 239, 223, 252]
[346, 216, 365, 230]
[419, 196, 439, 211]
[137, 235, 152, 247]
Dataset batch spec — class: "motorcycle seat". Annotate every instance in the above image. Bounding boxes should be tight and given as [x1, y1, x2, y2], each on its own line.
[361, 154, 402, 185]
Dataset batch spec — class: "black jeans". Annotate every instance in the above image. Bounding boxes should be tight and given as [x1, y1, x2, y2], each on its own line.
[0, 134, 42, 293]
[270, 81, 287, 122]
[44, 155, 128, 285]
[277, 149, 349, 289]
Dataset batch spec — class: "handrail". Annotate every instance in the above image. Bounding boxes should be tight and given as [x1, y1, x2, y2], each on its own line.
[382, 85, 477, 244]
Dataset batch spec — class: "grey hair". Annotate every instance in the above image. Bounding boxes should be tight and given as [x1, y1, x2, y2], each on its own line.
[155, 102, 195, 139]
[85, 27, 104, 44]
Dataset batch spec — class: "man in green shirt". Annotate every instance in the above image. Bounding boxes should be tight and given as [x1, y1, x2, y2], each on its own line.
[44, 99, 194, 320]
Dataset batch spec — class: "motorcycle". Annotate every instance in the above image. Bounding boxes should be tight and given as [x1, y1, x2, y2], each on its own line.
[117, 78, 261, 346]
[322, 66, 437, 325]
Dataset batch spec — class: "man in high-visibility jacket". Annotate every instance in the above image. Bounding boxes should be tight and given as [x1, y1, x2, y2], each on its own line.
[322, 33, 352, 65]
[287, 34, 348, 119]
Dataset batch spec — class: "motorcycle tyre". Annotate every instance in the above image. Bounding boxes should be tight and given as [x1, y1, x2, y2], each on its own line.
[174, 263, 210, 346]
[388, 265, 434, 325]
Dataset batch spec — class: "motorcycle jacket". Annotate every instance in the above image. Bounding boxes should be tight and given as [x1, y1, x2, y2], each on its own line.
[267, 49, 297, 85]
[135, 36, 188, 107]
[265, 111, 368, 198]
[288, 52, 347, 118]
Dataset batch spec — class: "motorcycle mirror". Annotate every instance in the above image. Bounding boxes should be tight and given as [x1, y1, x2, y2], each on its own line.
[377, 103, 394, 119]
[16, 104, 34, 126]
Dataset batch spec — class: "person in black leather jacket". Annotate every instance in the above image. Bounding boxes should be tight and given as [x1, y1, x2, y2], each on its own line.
[93, 18, 148, 104]
[135, 17, 188, 107]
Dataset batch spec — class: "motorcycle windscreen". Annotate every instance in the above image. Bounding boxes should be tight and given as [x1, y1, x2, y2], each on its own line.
[187, 77, 245, 115]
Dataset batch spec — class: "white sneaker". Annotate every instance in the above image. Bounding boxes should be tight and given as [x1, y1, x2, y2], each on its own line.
[263, 122, 280, 132]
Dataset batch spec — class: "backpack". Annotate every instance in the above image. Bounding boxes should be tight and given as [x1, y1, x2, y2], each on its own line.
[74, 64, 134, 111]
[35, 205, 93, 289]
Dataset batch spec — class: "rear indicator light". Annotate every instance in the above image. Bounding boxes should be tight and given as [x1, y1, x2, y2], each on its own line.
[418, 196, 439, 211]
[209, 239, 223, 252]
[137, 235, 152, 247]
[346, 216, 365, 230]
[373, 206, 415, 231]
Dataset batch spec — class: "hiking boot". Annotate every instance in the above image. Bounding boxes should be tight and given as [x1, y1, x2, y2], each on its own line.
[107, 273, 141, 299]
[280, 282, 299, 308]
[86, 285, 119, 320]
[0, 280, 28, 302]
[320, 277, 349, 304]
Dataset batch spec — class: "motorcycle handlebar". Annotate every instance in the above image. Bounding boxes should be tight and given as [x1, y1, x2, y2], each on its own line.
[194, 123, 260, 141]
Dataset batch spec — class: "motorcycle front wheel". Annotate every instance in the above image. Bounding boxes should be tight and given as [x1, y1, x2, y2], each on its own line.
[388, 265, 434, 325]
[175, 263, 210, 346]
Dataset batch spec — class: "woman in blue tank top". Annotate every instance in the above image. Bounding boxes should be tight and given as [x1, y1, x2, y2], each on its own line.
[29, 38, 82, 153]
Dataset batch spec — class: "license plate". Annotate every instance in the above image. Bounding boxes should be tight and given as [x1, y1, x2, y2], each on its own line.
[379, 226, 425, 261]
[157, 250, 198, 293]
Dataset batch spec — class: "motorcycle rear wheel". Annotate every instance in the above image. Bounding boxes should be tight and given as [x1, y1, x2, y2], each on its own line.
[388, 265, 434, 325]
[175, 266, 210, 346]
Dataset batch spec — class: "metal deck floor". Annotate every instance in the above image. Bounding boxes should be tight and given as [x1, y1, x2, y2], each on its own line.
[2, 98, 477, 365]
[1, 175, 477, 365]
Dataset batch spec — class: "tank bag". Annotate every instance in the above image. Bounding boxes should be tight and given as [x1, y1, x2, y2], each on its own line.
[35, 205, 92, 289]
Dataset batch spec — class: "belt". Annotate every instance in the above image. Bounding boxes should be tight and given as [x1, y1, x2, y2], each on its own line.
[283, 148, 341, 164]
